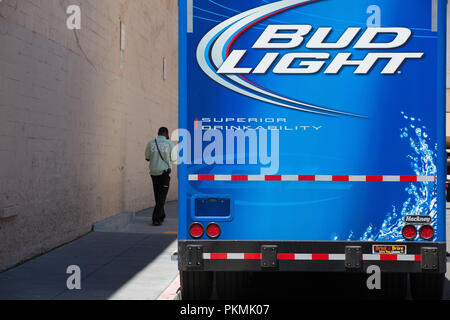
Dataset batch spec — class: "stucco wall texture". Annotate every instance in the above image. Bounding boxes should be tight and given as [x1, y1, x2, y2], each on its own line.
[0, 0, 178, 271]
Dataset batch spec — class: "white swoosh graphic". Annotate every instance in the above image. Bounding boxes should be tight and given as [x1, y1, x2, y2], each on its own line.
[196, 0, 365, 118]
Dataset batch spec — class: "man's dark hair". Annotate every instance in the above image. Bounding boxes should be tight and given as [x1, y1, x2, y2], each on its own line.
[158, 127, 169, 137]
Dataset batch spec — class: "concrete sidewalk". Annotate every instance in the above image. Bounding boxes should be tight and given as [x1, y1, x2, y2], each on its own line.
[0, 202, 179, 300]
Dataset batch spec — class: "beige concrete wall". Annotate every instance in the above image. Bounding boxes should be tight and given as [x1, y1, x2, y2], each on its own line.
[0, 0, 178, 271]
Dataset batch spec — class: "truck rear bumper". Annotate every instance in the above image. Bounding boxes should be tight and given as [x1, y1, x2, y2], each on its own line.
[178, 240, 447, 273]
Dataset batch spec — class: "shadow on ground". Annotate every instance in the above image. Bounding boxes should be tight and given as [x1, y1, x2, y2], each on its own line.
[0, 202, 178, 300]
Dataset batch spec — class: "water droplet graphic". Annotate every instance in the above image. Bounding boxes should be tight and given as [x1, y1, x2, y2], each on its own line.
[354, 112, 437, 241]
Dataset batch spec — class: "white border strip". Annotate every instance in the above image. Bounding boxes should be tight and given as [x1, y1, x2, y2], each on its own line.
[187, 0, 193, 33]
[431, 0, 438, 32]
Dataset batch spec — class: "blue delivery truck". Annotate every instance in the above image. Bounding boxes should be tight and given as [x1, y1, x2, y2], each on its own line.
[177, 0, 447, 300]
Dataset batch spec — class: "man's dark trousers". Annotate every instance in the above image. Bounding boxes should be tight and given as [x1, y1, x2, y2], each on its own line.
[151, 172, 170, 223]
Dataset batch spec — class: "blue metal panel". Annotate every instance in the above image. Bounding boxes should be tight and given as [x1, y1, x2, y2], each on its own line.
[178, 0, 447, 242]
[192, 195, 233, 221]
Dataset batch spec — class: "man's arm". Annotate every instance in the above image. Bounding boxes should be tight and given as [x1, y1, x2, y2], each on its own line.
[168, 140, 175, 164]
[145, 143, 151, 162]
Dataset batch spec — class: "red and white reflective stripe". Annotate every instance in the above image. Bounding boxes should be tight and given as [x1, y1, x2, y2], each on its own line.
[278, 253, 345, 261]
[189, 175, 435, 182]
[363, 254, 422, 261]
[203, 253, 262, 260]
[202, 253, 422, 261]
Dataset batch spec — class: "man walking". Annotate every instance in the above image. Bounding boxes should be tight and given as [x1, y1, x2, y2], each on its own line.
[145, 127, 174, 226]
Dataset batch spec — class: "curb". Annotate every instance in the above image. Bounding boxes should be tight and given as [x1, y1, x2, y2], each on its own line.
[157, 275, 181, 300]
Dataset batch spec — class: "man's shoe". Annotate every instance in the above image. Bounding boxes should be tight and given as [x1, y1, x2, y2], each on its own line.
[152, 221, 162, 226]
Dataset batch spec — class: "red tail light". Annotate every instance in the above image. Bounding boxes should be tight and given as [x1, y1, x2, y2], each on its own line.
[189, 223, 204, 239]
[419, 225, 434, 240]
[402, 225, 417, 240]
[206, 223, 221, 239]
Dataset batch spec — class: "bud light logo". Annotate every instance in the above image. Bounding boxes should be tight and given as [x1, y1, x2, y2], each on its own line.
[196, 0, 424, 116]
[217, 26, 422, 75]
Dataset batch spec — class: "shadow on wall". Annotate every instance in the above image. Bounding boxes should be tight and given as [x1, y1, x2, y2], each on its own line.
[0, 9, 114, 271]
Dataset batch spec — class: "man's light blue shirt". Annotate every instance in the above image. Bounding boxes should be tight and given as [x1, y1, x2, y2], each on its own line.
[145, 136, 175, 176]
